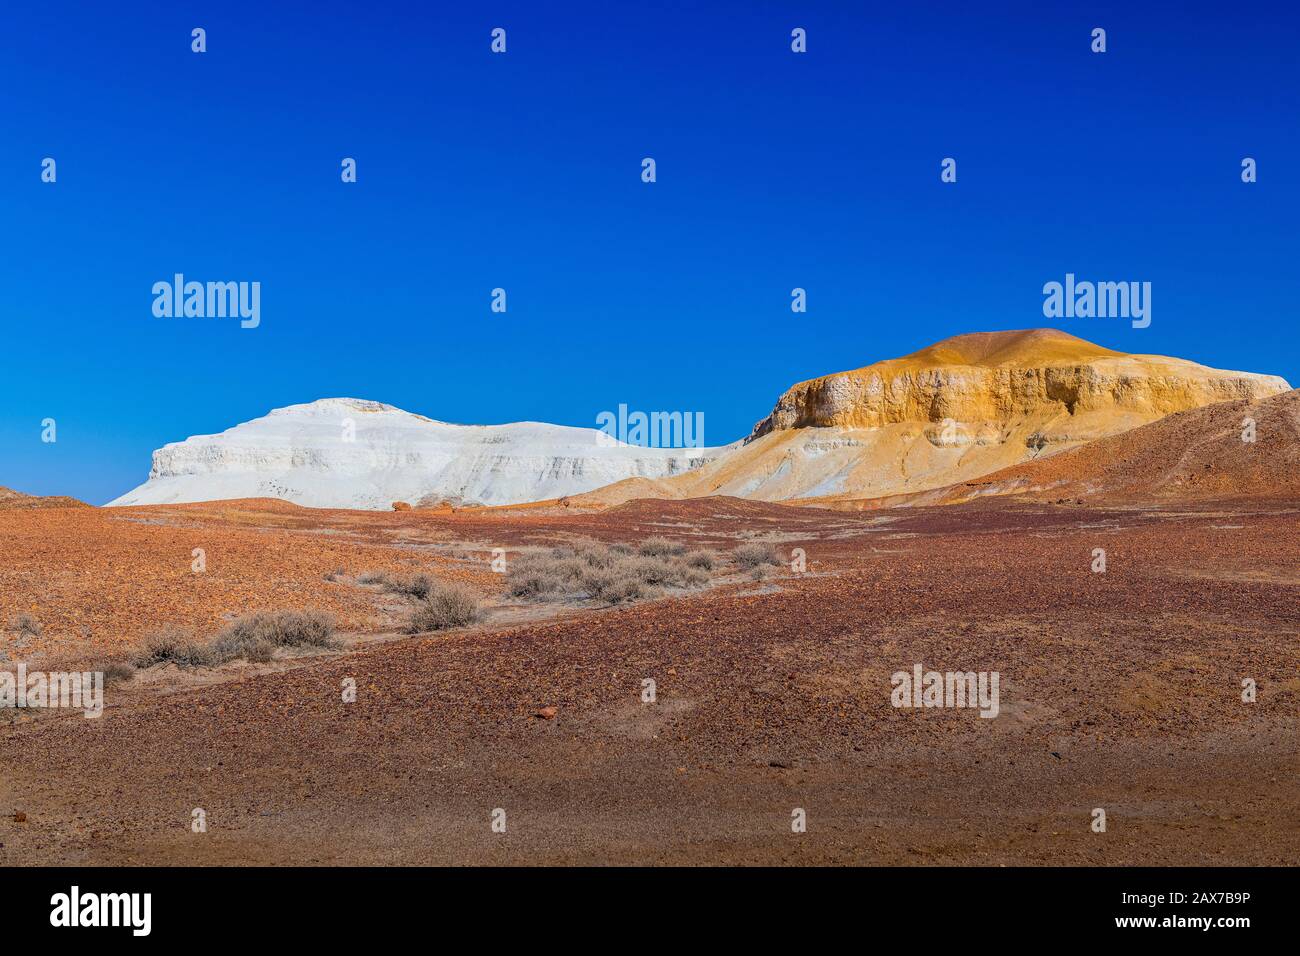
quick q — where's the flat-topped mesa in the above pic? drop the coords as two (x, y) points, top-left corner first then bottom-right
(112, 398), (722, 510)
(749, 329), (1291, 439)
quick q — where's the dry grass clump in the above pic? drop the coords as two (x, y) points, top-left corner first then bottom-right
(134, 626), (216, 668)
(363, 568), (483, 633)
(638, 536), (686, 557)
(587, 574), (647, 603)
(384, 573), (434, 600)
(733, 542), (782, 569)
(506, 539), (712, 605)
(359, 570), (453, 605)
(9, 613), (42, 639)
(684, 549), (715, 570)
(406, 582), (481, 633)
(134, 611), (338, 669)
(93, 660), (137, 686)
(218, 610), (337, 650)
(507, 565), (566, 599)
(208, 627), (275, 664)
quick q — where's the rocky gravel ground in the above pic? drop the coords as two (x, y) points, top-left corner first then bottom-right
(1, 496), (1296, 865)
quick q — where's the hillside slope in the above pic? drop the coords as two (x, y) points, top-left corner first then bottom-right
(0, 486), (89, 510)
(109, 398), (720, 510)
(915, 388), (1300, 505)
(572, 329), (1290, 507)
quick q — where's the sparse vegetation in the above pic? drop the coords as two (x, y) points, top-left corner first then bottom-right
(134, 627), (216, 668)
(733, 542), (781, 569)
(406, 583), (481, 633)
(506, 539), (712, 605)
(9, 612), (42, 639)
(638, 536), (686, 557)
(506, 565), (565, 599)
(684, 549), (716, 570)
(218, 610), (337, 650)
(383, 573), (434, 600)
(127, 535), (782, 670)
(134, 611), (338, 669)
(208, 628), (275, 664)
(588, 574), (647, 603)
(95, 660), (137, 686)
(363, 568), (482, 633)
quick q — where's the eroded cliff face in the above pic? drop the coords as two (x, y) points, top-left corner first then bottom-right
(750, 331), (1290, 439)
(565, 330), (1292, 509)
(113, 398), (720, 510)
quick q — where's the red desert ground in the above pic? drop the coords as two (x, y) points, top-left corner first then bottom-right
(2, 329), (1297, 865)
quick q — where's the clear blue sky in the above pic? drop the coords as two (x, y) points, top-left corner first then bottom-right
(2, 1), (1296, 504)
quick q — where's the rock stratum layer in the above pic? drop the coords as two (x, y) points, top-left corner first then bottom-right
(750, 329), (1285, 436)
(568, 329), (1291, 507)
(109, 399), (720, 510)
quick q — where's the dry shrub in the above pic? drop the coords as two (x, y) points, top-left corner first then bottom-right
(9, 613), (42, 639)
(217, 610), (337, 650)
(506, 567), (564, 599)
(135, 611), (337, 669)
(89, 659), (136, 686)
(679, 564), (710, 587)
(684, 550), (716, 570)
(133, 626), (215, 668)
(507, 540), (712, 605)
(407, 583), (481, 633)
(591, 575), (647, 603)
(570, 544), (617, 570)
(621, 555), (676, 586)
(733, 542), (781, 569)
(208, 629), (274, 664)
(638, 536), (686, 557)
(384, 573), (433, 600)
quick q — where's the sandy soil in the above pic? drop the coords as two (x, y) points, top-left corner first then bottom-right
(1, 496), (1296, 865)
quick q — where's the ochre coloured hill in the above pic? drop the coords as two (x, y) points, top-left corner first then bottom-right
(910, 388), (1300, 505)
(0, 486), (89, 510)
(570, 329), (1291, 508)
(749, 328), (1276, 435)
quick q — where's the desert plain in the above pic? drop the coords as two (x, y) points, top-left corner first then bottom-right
(1, 484), (1296, 865)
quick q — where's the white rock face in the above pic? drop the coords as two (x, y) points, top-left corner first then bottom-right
(108, 399), (720, 510)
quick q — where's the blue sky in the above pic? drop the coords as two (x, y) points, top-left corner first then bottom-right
(2, 1), (1297, 504)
